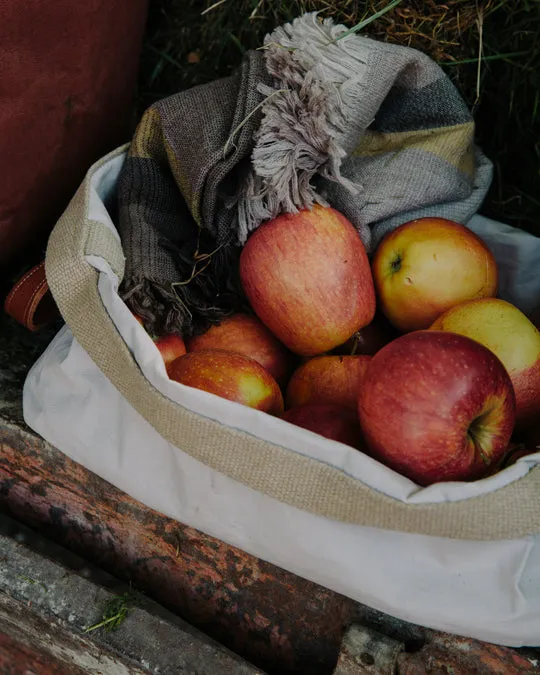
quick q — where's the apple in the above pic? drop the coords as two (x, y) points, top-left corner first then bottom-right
(430, 298), (540, 426)
(133, 313), (186, 367)
(168, 349), (283, 415)
(333, 312), (399, 356)
(372, 217), (498, 332)
(282, 403), (364, 450)
(286, 355), (371, 411)
(357, 331), (515, 486)
(239, 204), (376, 356)
(154, 334), (187, 368)
(186, 313), (294, 388)
(499, 443), (538, 469)
(523, 420), (540, 452)
(509, 419), (540, 458)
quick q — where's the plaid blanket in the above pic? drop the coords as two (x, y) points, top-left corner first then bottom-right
(117, 12), (492, 337)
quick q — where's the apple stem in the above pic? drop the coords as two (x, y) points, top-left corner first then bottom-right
(350, 333), (360, 356)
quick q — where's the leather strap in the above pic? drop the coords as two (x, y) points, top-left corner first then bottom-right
(4, 261), (59, 331)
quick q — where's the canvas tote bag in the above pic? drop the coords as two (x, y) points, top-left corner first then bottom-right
(23, 145), (540, 648)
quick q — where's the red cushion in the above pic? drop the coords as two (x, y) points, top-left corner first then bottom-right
(0, 0), (148, 264)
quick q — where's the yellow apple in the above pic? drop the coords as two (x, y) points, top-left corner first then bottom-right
(372, 217), (498, 332)
(430, 298), (540, 425)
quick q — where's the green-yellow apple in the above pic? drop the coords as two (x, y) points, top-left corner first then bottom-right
(281, 403), (364, 450)
(357, 331), (515, 486)
(168, 349), (283, 415)
(133, 313), (186, 367)
(239, 205), (376, 356)
(372, 217), (498, 332)
(186, 313), (294, 388)
(286, 355), (370, 410)
(430, 298), (540, 426)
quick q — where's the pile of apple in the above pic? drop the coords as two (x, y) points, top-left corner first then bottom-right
(140, 205), (540, 487)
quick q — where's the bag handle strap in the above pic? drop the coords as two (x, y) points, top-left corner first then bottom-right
(43, 146), (540, 542)
(4, 262), (59, 331)
(3, 223), (124, 332)
(3, 136), (126, 333)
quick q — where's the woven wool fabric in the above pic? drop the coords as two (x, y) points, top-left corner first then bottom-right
(117, 51), (270, 337)
(118, 12), (492, 338)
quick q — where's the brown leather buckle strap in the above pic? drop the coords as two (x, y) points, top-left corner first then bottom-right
(4, 261), (59, 331)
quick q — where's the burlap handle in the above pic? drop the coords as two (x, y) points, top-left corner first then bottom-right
(44, 147), (540, 541)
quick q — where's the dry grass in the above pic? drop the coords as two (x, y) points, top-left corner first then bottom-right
(137, 0), (540, 235)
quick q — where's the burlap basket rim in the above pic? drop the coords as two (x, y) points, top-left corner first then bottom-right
(43, 144), (540, 542)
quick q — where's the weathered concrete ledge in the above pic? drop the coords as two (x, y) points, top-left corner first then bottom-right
(0, 512), (263, 674)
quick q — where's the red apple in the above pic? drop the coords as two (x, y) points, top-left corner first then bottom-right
(133, 313), (186, 367)
(282, 403), (364, 450)
(430, 298), (540, 426)
(522, 420), (540, 453)
(286, 355), (371, 411)
(239, 204), (376, 356)
(168, 349), (283, 415)
(508, 420), (540, 464)
(333, 312), (399, 356)
(357, 331), (516, 486)
(155, 334), (187, 368)
(186, 313), (294, 388)
(499, 443), (538, 469)
(372, 217), (498, 332)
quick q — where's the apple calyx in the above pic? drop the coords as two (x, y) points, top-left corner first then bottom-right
(389, 253), (402, 274)
(467, 408), (496, 465)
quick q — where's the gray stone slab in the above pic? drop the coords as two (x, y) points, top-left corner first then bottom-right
(0, 513), (263, 674)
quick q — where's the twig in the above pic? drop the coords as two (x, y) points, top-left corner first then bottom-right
(441, 50), (529, 66)
(201, 0), (229, 16)
(172, 259), (213, 287)
(223, 88), (287, 157)
(475, 7), (484, 103)
(250, 0), (264, 20)
(170, 289), (194, 321)
(325, 0), (403, 45)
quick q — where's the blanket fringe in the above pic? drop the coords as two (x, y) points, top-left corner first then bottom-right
(122, 242), (246, 338)
(236, 12), (372, 244)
